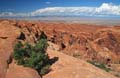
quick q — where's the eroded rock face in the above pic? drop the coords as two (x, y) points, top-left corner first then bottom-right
(92, 29), (120, 63)
(0, 21), (20, 78)
(12, 20), (120, 63)
(0, 20), (41, 78)
(6, 62), (41, 78)
(0, 20), (120, 78)
(94, 30), (120, 55)
(44, 48), (117, 78)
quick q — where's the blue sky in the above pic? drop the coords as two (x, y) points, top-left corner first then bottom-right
(0, 0), (120, 17)
(0, 0), (119, 12)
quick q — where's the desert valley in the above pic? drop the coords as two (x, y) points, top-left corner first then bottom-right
(0, 19), (120, 78)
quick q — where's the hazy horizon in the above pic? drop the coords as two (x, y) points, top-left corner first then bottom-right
(1, 16), (120, 26)
(0, 0), (120, 26)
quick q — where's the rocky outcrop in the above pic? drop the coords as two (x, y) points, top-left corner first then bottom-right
(11, 20), (120, 63)
(0, 20), (120, 78)
(92, 29), (120, 63)
(0, 20), (41, 78)
(6, 62), (41, 78)
(44, 48), (117, 78)
(0, 21), (20, 78)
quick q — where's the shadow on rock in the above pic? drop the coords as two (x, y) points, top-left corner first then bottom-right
(49, 57), (59, 65)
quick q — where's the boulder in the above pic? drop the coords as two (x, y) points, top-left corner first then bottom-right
(44, 48), (117, 78)
(6, 63), (41, 78)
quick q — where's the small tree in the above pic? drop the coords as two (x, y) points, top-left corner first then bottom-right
(14, 31), (51, 76)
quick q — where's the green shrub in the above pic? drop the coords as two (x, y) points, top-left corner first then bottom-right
(14, 31), (51, 76)
(87, 60), (111, 72)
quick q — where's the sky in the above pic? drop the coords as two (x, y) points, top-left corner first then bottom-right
(0, 0), (120, 17)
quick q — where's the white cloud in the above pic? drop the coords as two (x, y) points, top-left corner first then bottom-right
(31, 3), (120, 16)
(95, 3), (120, 15)
(0, 3), (120, 17)
(0, 12), (31, 17)
(31, 7), (95, 16)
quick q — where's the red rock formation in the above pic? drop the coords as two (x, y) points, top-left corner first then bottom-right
(0, 20), (119, 78)
(12, 20), (120, 63)
(0, 21), (20, 78)
(44, 47), (117, 78)
(6, 62), (40, 78)
(0, 20), (41, 78)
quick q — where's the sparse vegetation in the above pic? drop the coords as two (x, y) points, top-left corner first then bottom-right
(87, 60), (111, 72)
(14, 31), (51, 76)
(73, 53), (80, 58)
(114, 71), (120, 77)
